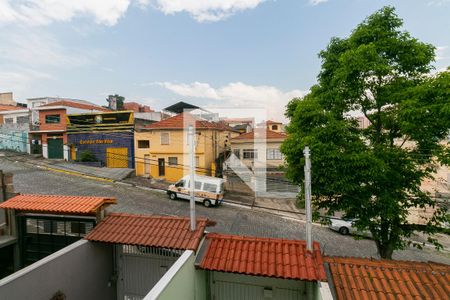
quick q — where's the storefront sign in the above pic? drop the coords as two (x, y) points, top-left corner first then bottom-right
(79, 139), (113, 145)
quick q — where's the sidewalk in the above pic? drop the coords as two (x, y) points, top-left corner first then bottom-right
(0, 151), (134, 181)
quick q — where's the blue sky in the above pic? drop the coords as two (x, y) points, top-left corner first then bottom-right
(1, 0), (449, 120)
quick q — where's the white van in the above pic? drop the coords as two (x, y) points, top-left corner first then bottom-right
(167, 175), (225, 207)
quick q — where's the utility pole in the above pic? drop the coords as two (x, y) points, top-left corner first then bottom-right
(304, 146), (312, 251)
(188, 125), (196, 231)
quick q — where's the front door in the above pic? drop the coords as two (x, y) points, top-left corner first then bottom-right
(158, 158), (165, 176)
(144, 155), (150, 176)
(47, 138), (64, 159)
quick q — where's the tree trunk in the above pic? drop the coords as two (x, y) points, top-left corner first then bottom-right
(377, 242), (394, 259)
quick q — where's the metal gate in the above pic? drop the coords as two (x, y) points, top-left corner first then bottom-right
(211, 272), (308, 300)
(117, 245), (181, 300)
(48, 138), (64, 159)
(106, 147), (128, 168)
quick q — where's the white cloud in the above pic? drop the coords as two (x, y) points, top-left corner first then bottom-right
(156, 81), (307, 121)
(0, 29), (95, 68)
(0, 0), (131, 26)
(428, 0), (450, 6)
(436, 46), (449, 61)
(0, 68), (52, 93)
(309, 0), (328, 5)
(0, 0), (266, 25)
(151, 0), (266, 22)
(0, 28), (107, 76)
(158, 82), (220, 99)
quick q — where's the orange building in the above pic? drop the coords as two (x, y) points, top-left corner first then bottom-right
(29, 100), (109, 159)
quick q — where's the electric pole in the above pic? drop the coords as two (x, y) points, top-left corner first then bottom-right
(188, 125), (196, 231)
(304, 146), (312, 251)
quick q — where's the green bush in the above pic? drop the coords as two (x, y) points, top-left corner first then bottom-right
(79, 150), (97, 162)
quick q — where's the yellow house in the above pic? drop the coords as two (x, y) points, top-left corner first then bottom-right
(135, 113), (239, 182)
(265, 120), (284, 133)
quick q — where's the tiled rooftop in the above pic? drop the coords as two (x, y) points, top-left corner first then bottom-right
(41, 100), (110, 112)
(85, 213), (210, 251)
(0, 104), (27, 111)
(325, 256), (450, 300)
(198, 233), (327, 281)
(0, 194), (116, 214)
(123, 102), (153, 112)
(232, 128), (287, 140)
(145, 112), (235, 131)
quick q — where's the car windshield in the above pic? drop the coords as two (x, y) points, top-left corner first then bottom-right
(175, 180), (184, 187)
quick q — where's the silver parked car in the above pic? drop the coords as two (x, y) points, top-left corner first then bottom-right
(328, 218), (371, 237)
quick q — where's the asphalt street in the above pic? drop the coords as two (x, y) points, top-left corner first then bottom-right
(1, 156), (449, 264)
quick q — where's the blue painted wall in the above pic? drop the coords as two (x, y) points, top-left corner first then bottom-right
(68, 132), (134, 168)
(0, 129), (28, 153)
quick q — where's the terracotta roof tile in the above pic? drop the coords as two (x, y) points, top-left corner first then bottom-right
(0, 105), (27, 111)
(85, 213), (209, 251)
(41, 100), (110, 112)
(0, 194), (116, 214)
(325, 257), (450, 300)
(232, 128), (287, 140)
(123, 102), (153, 112)
(198, 233), (327, 281)
(145, 112), (235, 131)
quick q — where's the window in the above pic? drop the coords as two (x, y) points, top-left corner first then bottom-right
(138, 140), (150, 149)
(4, 118), (13, 124)
(267, 148), (283, 160)
(45, 114), (60, 124)
(195, 156), (200, 167)
(243, 149), (257, 159)
(26, 219), (38, 234)
(175, 180), (185, 187)
(204, 183), (217, 193)
(161, 132), (170, 145)
(233, 149), (240, 158)
(188, 181), (202, 189)
(17, 116), (29, 124)
(272, 125), (278, 130)
(70, 222), (86, 236)
(168, 157), (178, 166)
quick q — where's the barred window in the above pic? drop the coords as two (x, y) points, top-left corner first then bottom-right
(160, 132), (170, 145)
(138, 140), (150, 148)
(243, 149), (257, 159)
(267, 148), (283, 160)
(168, 157), (178, 166)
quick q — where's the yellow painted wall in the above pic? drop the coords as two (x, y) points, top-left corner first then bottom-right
(134, 128), (232, 182)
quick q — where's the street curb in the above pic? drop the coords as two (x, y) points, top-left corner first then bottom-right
(43, 166), (114, 183)
(222, 202), (251, 210)
(12, 157), (115, 183)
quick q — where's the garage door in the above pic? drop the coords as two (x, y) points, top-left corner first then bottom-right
(48, 138), (64, 159)
(106, 147), (128, 168)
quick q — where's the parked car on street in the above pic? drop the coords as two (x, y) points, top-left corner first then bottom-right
(328, 217), (371, 237)
(167, 175), (225, 207)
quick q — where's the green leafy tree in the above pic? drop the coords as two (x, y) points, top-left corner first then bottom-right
(281, 7), (450, 259)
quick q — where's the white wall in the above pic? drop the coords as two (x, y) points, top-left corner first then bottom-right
(0, 240), (116, 300)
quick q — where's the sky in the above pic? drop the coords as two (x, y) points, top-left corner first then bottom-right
(1, 0), (449, 121)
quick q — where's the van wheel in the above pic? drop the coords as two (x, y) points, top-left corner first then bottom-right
(169, 193), (177, 200)
(203, 199), (211, 207)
